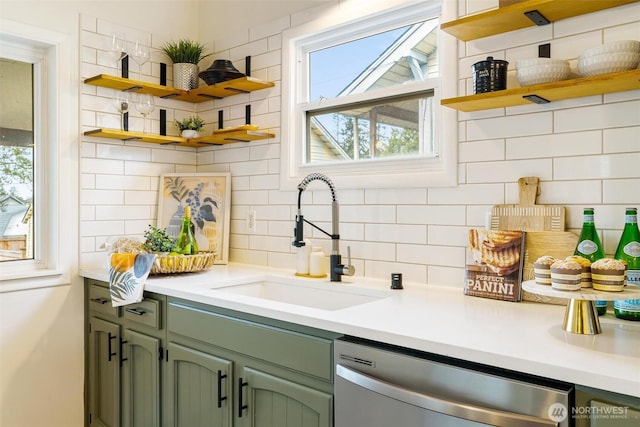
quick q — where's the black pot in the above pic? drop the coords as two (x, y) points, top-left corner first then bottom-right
(472, 56), (508, 94)
(199, 59), (245, 85)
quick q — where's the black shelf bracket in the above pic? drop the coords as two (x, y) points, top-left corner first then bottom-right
(524, 10), (551, 26)
(523, 94), (551, 104)
(538, 43), (551, 58)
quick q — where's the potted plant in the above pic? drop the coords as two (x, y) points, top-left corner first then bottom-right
(175, 115), (205, 138)
(161, 39), (212, 90)
(142, 225), (176, 253)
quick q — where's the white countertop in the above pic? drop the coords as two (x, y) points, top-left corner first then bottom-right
(80, 263), (640, 398)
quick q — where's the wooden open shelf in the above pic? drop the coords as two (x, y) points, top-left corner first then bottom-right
(84, 128), (275, 147)
(441, 69), (640, 112)
(441, 0), (638, 41)
(84, 74), (275, 103)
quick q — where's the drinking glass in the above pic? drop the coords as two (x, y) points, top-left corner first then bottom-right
(108, 33), (127, 76)
(130, 40), (150, 80)
(113, 91), (130, 131)
(135, 93), (155, 133)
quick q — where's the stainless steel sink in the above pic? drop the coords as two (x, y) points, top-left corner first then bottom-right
(212, 279), (390, 311)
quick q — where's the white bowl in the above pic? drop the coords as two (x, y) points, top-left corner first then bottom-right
(579, 40), (640, 59)
(577, 51), (640, 77)
(516, 59), (571, 86)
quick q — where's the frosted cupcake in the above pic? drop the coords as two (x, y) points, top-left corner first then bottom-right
(565, 255), (592, 288)
(550, 259), (582, 291)
(591, 258), (627, 291)
(533, 255), (556, 285)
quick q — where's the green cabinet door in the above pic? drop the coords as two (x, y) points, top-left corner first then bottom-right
(88, 317), (121, 427)
(121, 329), (161, 427)
(166, 342), (233, 427)
(239, 367), (333, 427)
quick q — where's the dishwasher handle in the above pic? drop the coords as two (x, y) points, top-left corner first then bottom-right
(336, 364), (558, 427)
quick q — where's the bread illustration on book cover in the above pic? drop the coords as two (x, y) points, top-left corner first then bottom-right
(464, 229), (526, 302)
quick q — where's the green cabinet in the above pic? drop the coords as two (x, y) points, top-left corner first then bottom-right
(85, 280), (340, 427)
(166, 298), (340, 427)
(239, 367), (333, 427)
(85, 280), (166, 427)
(166, 342), (233, 427)
(87, 317), (121, 427)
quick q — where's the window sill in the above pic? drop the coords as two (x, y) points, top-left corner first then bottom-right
(0, 268), (69, 293)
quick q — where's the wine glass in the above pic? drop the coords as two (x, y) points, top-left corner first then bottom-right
(130, 40), (150, 80)
(134, 93), (155, 133)
(108, 33), (127, 76)
(113, 91), (129, 131)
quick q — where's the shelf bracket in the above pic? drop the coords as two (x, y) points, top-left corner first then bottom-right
(524, 10), (550, 26)
(523, 94), (550, 104)
(123, 85), (143, 92)
(224, 87), (249, 94)
(197, 93), (222, 100)
(224, 138), (250, 143)
(197, 141), (223, 146)
(160, 93), (181, 99)
(121, 136), (141, 142)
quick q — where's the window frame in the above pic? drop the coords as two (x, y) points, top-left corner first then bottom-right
(280, 0), (458, 190)
(0, 19), (74, 290)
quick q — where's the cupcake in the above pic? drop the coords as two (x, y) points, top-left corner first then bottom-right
(591, 258), (627, 291)
(565, 255), (592, 288)
(550, 259), (582, 291)
(533, 255), (556, 285)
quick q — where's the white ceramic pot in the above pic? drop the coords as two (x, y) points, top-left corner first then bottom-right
(181, 129), (200, 138)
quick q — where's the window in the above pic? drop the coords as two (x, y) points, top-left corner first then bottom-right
(0, 19), (73, 287)
(281, 0), (458, 189)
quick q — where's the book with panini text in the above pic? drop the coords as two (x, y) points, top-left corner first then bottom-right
(464, 229), (526, 302)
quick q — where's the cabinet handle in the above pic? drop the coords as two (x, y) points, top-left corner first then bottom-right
(217, 370), (228, 408)
(107, 333), (117, 362)
(90, 297), (109, 305)
(119, 338), (128, 366)
(125, 307), (146, 316)
(238, 377), (248, 417)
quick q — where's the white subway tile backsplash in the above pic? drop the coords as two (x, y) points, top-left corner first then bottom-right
(79, 9), (640, 287)
(604, 127), (640, 153)
(555, 100), (640, 133)
(467, 112), (553, 140)
(603, 179), (640, 204)
(554, 153), (640, 180)
(506, 131), (601, 160)
(365, 224), (427, 244)
(468, 159), (552, 183)
(459, 139), (505, 163)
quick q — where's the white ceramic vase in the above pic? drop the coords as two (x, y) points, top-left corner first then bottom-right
(181, 129), (200, 138)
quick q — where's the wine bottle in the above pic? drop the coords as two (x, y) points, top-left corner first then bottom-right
(613, 208), (640, 321)
(574, 208), (607, 315)
(174, 206), (198, 255)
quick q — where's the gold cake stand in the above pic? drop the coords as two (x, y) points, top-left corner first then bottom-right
(522, 281), (640, 335)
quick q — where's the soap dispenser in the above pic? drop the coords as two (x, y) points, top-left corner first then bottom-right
(309, 247), (326, 277)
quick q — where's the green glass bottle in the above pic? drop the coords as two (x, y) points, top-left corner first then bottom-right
(174, 206), (198, 255)
(613, 208), (640, 321)
(574, 208), (607, 315)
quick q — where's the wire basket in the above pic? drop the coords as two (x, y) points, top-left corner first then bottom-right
(150, 251), (217, 274)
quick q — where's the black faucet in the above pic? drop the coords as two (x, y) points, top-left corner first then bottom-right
(292, 173), (355, 282)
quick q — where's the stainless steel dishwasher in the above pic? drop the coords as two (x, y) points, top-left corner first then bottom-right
(335, 337), (574, 427)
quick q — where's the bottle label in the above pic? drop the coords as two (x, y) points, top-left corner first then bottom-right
(623, 241), (640, 258)
(583, 214), (595, 223)
(577, 240), (598, 255)
(614, 299), (640, 313)
(625, 214), (638, 224)
(594, 300), (608, 308)
(626, 270), (640, 287)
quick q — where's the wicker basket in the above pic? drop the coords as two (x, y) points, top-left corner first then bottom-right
(150, 251), (216, 274)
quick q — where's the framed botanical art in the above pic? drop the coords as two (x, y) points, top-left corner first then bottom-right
(157, 173), (231, 264)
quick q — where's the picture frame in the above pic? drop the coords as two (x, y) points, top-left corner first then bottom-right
(157, 173), (231, 264)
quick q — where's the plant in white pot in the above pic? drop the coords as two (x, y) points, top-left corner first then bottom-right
(161, 39), (212, 90)
(175, 115), (205, 138)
